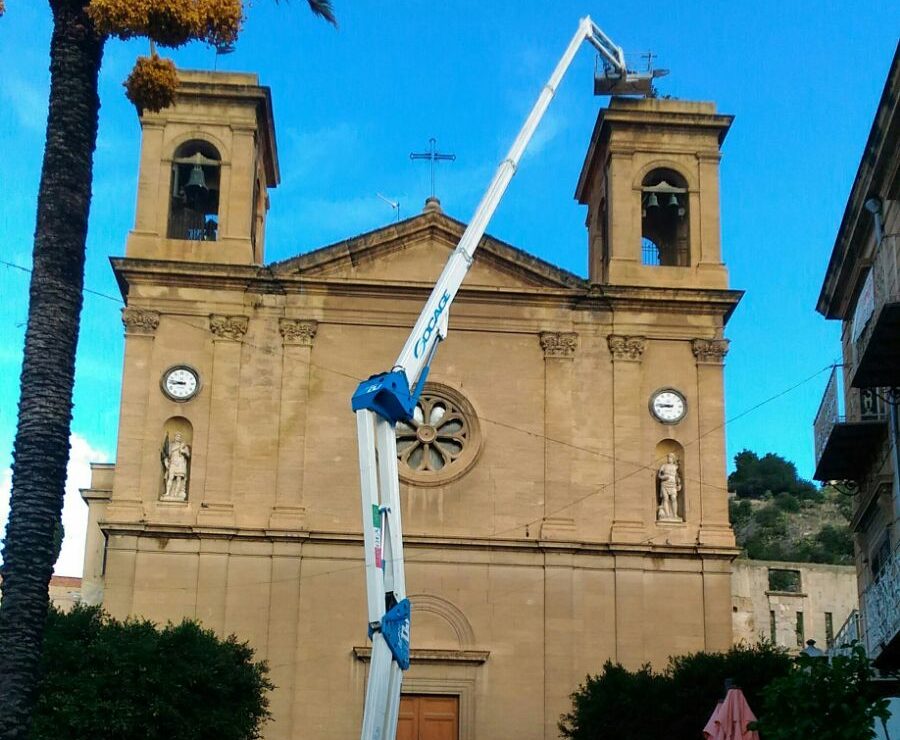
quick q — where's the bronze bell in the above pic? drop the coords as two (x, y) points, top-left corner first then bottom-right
(666, 193), (680, 208)
(183, 164), (208, 209)
(645, 192), (659, 209)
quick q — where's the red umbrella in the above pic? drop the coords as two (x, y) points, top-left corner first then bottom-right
(703, 687), (760, 740)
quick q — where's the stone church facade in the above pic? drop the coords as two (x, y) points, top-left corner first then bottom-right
(81, 70), (741, 739)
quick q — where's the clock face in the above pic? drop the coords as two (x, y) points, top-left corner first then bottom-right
(650, 389), (686, 424)
(162, 366), (200, 401)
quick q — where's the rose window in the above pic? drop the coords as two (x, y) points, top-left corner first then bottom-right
(395, 385), (481, 486)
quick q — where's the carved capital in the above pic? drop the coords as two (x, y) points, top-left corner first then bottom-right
(691, 338), (729, 364)
(209, 314), (248, 341)
(607, 334), (646, 361)
(280, 318), (318, 347)
(121, 307), (159, 335)
(539, 331), (578, 359)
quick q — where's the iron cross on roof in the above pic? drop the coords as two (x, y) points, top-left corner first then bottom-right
(410, 138), (456, 199)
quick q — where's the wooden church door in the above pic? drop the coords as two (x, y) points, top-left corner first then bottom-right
(396, 694), (459, 740)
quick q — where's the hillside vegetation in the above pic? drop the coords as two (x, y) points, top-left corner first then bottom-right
(727, 450), (853, 565)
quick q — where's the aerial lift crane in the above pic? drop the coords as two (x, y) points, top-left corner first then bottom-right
(350, 17), (665, 740)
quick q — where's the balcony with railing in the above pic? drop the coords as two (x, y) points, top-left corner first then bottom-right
(863, 543), (900, 667)
(852, 234), (900, 388)
(813, 366), (888, 482)
(828, 609), (862, 657)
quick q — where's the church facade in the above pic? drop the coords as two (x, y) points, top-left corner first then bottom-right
(81, 70), (741, 739)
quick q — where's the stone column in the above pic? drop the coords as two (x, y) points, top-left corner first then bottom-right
(198, 314), (248, 527)
(269, 319), (318, 530)
(538, 331), (578, 539)
(105, 308), (159, 523)
(608, 335), (647, 543)
(691, 338), (734, 547)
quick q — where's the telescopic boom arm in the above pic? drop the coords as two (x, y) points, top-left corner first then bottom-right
(350, 17), (660, 740)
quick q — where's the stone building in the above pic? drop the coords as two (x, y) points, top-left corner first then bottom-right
(0, 574), (82, 613)
(730, 560), (857, 653)
(813, 42), (900, 670)
(81, 70), (741, 739)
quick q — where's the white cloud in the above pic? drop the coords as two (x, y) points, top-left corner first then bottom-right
(0, 433), (108, 578)
(523, 110), (566, 159)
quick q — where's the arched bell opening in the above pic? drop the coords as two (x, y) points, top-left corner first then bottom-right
(167, 140), (221, 242)
(641, 168), (689, 266)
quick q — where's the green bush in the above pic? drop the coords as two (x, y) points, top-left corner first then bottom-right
(814, 524), (854, 564)
(30, 605), (273, 740)
(729, 498), (753, 525)
(559, 643), (792, 740)
(774, 492), (800, 513)
(754, 646), (889, 739)
(753, 504), (786, 531)
(745, 534), (789, 561)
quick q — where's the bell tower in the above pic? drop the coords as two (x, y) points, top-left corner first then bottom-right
(576, 98), (732, 288)
(126, 70), (279, 265)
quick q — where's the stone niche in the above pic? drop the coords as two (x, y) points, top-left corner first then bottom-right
(655, 438), (685, 522)
(159, 416), (193, 501)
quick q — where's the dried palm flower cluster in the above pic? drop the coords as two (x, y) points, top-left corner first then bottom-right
(124, 54), (179, 113)
(88, 0), (243, 113)
(88, 0), (242, 48)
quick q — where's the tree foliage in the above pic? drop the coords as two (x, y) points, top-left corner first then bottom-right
(30, 605), (273, 740)
(727, 450), (853, 565)
(728, 449), (820, 501)
(753, 646), (890, 740)
(559, 643), (793, 740)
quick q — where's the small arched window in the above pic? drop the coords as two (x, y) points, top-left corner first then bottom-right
(641, 169), (689, 266)
(168, 140), (221, 241)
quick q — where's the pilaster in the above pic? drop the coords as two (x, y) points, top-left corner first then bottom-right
(198, 314), (248, 527)
(106, 308), (159, 523)
(269, 319), (318, 530)
(608, 335), (648, 543)
(691, 338), (735, 547)
(613, 552), (646, 667)
(538, 331), (578, 540)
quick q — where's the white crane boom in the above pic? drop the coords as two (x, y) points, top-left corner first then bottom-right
(350, 17), (662, 740)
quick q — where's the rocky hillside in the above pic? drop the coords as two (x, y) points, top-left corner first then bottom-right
(728, 487), (854, 565)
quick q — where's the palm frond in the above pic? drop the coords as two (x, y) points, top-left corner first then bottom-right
(306, 0), (337, 26)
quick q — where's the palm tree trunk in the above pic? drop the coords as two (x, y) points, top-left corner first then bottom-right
(0, 1), (104, 736)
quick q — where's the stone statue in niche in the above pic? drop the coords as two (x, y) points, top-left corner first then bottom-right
(656, 453), (683, 522)
(161, 432), (191, 501)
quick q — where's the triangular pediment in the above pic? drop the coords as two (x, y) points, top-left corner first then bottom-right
(271, 209), (586, 291)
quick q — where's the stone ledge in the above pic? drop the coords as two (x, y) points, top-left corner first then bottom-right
(352, 647), (489, 666)
(97, 522), (741, 560)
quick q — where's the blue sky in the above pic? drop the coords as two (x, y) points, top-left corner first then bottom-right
(0, 2), (897, 574)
